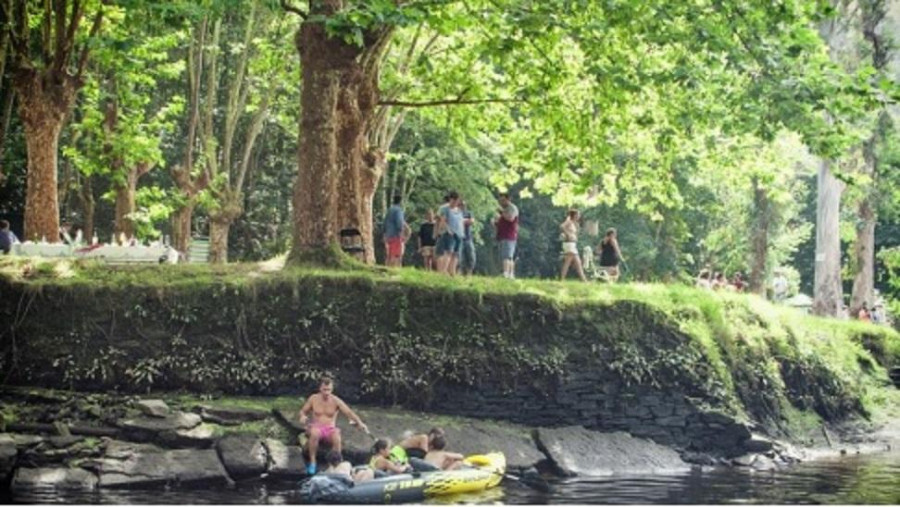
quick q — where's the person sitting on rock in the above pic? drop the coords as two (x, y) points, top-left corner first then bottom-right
(324, 450), (374, 482)
(298, 375), (369, 475)
(424, 434), (465, 470)
(369, 438), (413, 475)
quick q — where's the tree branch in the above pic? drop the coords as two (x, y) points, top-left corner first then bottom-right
(75, 2), (104, 80)
(378, 97), (520, 108)
(280, 0), (307, 19)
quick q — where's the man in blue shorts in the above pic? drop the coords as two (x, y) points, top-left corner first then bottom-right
(435, 191), (464, 276)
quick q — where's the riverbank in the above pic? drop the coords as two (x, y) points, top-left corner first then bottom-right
(1, 386), (897, 496)
(1, 257), (898, 488)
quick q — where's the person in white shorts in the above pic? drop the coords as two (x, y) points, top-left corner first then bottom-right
(559, 209), (587, 282)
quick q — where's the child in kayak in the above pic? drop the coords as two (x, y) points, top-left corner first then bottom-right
(370, 439), (414, 475)
(324, 450), (374, 482)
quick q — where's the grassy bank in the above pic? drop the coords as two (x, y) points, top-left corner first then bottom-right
(1, 256), (898, 443)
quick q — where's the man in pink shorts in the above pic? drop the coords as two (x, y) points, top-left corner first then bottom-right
(298, 375), (369, 475)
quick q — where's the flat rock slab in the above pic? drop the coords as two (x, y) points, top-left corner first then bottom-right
(156, 423), (218, 449)
(536, 427), (689, 476)
(97, 440), (230, 488)
(11, 467), (98, 491)
(197, 405), (269, 425)
(264, 439), (305, 478)
(216, 434), (268, 480)
(2, 433), (45, 448)
(136, 400), (170, 418)
(117, 412), (202, 442)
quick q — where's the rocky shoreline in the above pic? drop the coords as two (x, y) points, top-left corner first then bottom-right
(5, 387), (892, 497)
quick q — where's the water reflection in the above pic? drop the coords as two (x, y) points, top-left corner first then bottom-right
(5, 451), (899, 505)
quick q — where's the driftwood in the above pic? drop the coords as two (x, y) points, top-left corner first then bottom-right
(7, 422), (120, 438)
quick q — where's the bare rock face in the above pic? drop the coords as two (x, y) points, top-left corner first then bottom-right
(216, 434), (268, 480)
(135, 400), (170, 418)
(333, 408), (545, 470)
(263, 439), (305, 478)
(535, 426), (689, 476)
(96, 440), (231, 489)
(11, 467), (98, 491)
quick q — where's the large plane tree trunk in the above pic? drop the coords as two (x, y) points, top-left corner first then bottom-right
(288, 1), (390, 266)
(15, 73), (74, 242)
(171, 204), (193, 255)
(207, 194), (242, 264)
(850, 0), (889, 316)
(813, 159), (845, 317)
(113, 162), (151, 239)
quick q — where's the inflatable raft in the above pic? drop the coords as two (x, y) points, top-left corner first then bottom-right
(302, 453), (506, 504)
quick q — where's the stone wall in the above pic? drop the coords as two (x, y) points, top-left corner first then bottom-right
(0, 274), (889, 458)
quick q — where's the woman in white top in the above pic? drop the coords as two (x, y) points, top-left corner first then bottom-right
(559, 209), (587, 282)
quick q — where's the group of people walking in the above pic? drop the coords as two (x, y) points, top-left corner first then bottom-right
(383, 193), (624, 282)
(382, 192), (519, 278)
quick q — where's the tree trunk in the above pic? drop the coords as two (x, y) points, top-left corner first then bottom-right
(113, 172), (138, 239)
(172, 204), (193, 255)
(813, 159), (845, 317)
(21, 110), (65, 242)
(288, 3), (383, 266)
(14, 70), (76, 242)
(79, 174), (94, 243)
(207, 194), (242, 264)
(748, 177), (770, 295)
(0, 89), (15, 185)
(208, 217), (231, 264)
(849, 197), (875, 315)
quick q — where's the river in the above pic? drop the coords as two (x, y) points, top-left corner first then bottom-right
(5, 450), (899, 504)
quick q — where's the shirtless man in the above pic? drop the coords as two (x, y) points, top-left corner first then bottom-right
(298, 375), (369, 475)
(424, 434), (464, 470)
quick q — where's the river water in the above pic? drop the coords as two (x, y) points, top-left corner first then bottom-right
(6, 451), (899, 504)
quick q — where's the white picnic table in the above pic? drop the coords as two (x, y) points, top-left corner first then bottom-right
(11, 243), (74, 257)
(11, 242), (170, 264)
(75, 244), (169, 263)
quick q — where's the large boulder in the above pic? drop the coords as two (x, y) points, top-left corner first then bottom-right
(96, 440), (231, 488)
(135, 400), (170, 418)
(263, 439), (306, 478)
(11, 467), (98, 491)
(535, 427), (689, 476)
(216, 434), (268, 480)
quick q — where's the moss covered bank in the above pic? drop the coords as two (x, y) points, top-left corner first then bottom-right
(1, 257), (898, 458)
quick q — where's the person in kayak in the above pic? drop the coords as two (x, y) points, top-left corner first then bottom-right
(424, 433), (465, 470)
(298, 375), (369, 475)
(389, 426), (445, 464)
(370, 438), (414, 475)
(324, 450), (374, 482)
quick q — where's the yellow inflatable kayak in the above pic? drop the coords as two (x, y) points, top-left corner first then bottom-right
(303, 452), (506, 504)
